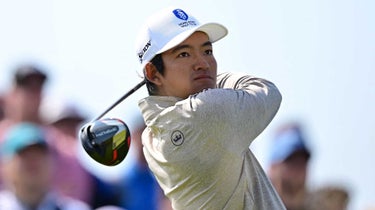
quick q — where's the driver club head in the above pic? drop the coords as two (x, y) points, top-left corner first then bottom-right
(80, 118), (131, 166)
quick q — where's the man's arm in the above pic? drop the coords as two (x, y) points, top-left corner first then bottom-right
(216, 72), (282, 141)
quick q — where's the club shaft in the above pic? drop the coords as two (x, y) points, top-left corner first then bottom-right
(94, 80), (146, 121)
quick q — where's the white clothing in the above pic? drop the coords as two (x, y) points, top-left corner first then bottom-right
(0, 190), (91, 210)
(138, 72), (286, 209)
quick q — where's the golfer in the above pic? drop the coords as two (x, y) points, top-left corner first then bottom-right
(135, 6), (286, 209)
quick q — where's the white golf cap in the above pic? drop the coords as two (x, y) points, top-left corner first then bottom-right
(135, 7), (228, 69)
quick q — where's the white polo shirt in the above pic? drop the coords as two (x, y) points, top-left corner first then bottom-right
(138, 72), (285, 210)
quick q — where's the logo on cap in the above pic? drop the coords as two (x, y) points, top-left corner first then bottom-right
(138, 40), (151, 63)
(173, 9), (197, 28)
(173, 9), (188, 20)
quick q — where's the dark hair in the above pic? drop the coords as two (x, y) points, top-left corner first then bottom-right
(14, 64), (47, 87)
(146, 54), (164, 95)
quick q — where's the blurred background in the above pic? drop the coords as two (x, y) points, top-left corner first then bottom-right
(0, 0), (373, 209)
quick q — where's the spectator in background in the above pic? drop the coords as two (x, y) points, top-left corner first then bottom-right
(41, 100), (94, 204)
(0, 63), (119, 208)
(0, 64), (48, 137)
(41, 99), (121, 208)
(305, 185), (350, 210)
(41, 100), (87, 137)
(0, 122), (90, 209)
(0, 64), (49, 189)
(267, 123), (312, 210)
(118, 117), (172, 210)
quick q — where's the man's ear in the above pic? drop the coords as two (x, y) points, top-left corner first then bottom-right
(144, 62), (162, 86)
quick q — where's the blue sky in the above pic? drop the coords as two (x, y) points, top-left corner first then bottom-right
(1, 0), (374, 209)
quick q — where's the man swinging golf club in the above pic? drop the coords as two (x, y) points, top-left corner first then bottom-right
(134, 6), (285, 210)
(80, 5), (285, 210)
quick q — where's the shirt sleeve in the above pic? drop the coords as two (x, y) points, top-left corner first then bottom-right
(184, 72), (282, 153)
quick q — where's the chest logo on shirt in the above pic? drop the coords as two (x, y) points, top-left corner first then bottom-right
(171, 130), (184, 146)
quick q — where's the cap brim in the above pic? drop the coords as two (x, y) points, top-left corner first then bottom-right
(157, 22), (228, 55)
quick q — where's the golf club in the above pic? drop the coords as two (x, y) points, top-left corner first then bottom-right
(80, 79), (146, 166)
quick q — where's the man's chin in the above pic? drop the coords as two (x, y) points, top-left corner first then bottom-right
(195, 86), (213, 94)
(197, 81), (216, 90)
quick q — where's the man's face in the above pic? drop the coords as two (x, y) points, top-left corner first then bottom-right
(269, 151), (310, 209)
(5, 145), (52, 193)
(158, 31), (218, 99)
(1, 144), (52, 206)
(12, 76), (44, 119)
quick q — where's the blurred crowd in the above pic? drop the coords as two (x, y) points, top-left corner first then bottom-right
(266, 122), (351, 210)
(0, 63), (171, 210)
(0, 63), (373, 210)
